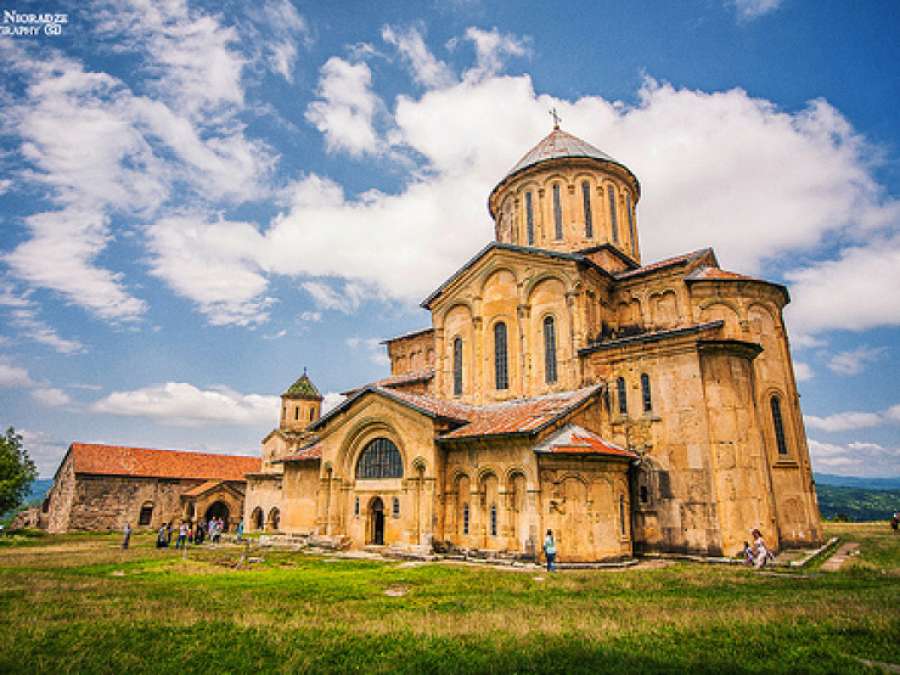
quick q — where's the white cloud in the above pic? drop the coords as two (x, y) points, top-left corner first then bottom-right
(457, 27), (529, 82)
(299, 310), (322, 322)
(785, 236), (900, 337)
(18, 428), (68, 477)
(146, 213), (274, 326)
(731, 0), (783, 20)
(263, 329), (288, 340)
(793, 361), (813, 382)
(301, 280), (370, 314)
(0, 284), (84, 354)
(383, 24), (455, 88)
(0, 358), (33, 388)
(261, 0), (309, 83)
(826, 346), (886, 376)
(322, 391), (346, 414)
(30, 387), (71, 407)
(91, 382), (280, 427)
(0, 179), (11, 195)
(346, 336), (390, 366)
(804, 402), (900, 432)
(809, 438), (900, 477)
(305, 57), (383, 156)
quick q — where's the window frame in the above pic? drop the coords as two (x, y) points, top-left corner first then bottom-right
(770, 395), (789, 455)
(494, 321), (509, 390)
(490, 504), (498, 536)
(641, 373), (652, 413)
(462, 503), (470, 535)
(453, 336), (463, 397)
(582, 181), (593, 238)
(616, 377), (627, 415)
(552, 183), (563, 240)
(392, 496), (400, 518)
(355, 437), (404, 479)
(525, 191), (534, 245)
(627, 193), (637, 255)
(608, 185), (619, 243)
(543, 315), (558, 384)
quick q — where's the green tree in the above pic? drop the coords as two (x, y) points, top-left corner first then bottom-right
(0, 427), (37, 515)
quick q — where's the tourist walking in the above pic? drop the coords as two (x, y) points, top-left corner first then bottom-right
(122, 522), (131, 550)
(175, 521), (188, 549)
(543, 529), (557, 572)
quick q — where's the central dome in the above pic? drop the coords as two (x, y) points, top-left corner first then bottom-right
(507, 128), (619, 178)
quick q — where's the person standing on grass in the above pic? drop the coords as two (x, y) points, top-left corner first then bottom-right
(156, 524), (167, 548)
(543, 529), (557, 572)
(236, 517), (244, 543)
(891, 512), (899, 534)
(175, 521), (188, 549)
(122, 522), (131, 550)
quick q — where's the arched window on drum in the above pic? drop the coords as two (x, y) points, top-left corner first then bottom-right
(543, 316), (557, 384)
(453, 337), (463, 397)
(356, 438), (403, 479)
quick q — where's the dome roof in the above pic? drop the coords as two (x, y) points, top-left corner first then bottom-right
(489, 128), (639, 210)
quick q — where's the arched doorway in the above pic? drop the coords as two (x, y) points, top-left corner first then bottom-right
(368, 497), (385, 545)
(268, 507), (281, 531)
(251, 507), (264, 531)
(204, 501), (230, 531)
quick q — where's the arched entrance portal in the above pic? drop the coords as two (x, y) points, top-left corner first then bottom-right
(368, 497), (385, 545)
(204, 501), (230, 531)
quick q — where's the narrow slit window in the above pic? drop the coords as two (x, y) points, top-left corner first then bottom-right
(525, 192), (534, 245)
(392, 497), (400, 518)
(627, 193), (637, 255)
(582, 181), (593, 238)
(354, 497), (360, 517)
(453, 337), (463, 396)
(608, 185), (619, 243)
(771, 396), (789, 455)
(494, 322), (509, 390)
(294, 407), (299, 420)
(309, 408), (315, 421)
(641, 373), (652, 413)
(619, 495), (626, 536)
(543, 316), (557, 384)
(552, 183), (563, 239)
(463, 503), (470, 535)
(490, 504), (498, 536)
(617, 377), (627, 415)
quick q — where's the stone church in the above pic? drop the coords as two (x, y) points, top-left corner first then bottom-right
(245, 124), (822, 562)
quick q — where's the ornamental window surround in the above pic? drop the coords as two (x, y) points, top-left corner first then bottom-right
(356, 438), (403, 479)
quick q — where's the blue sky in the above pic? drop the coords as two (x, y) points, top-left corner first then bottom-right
(1, 0), (898, 477)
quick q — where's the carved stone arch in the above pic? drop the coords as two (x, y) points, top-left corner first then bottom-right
(516, 177), (543, 195)
(698, 297), (742, 317)
(698, 299), (742, 335)
(438, 300), (474, 327)
(760, 385), (793, 455)
(477, 466), (500, 485)
(540, 171), (571, 189)
(747, 301), (781, 335)
(504, 465), (532, 488)
(478, 265), (520, 298)
(524, 272), (573, 302)
(554, 471), (590, 487)
(338, 416), (407, 478)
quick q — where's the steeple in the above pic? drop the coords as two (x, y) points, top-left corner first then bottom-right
(280, 370), (323, 431)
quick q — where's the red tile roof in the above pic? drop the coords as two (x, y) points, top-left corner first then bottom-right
(614, 248), (713, 280)
(439, 386), (603, 440)
(281, 440), (323, 463)
(686, 266), (755, 281)
(68, 443), (260, 481)
(535, 425), (637, 460)
(342, 368), (434, 396)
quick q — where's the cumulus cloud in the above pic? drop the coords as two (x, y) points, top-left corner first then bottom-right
(826, 346), (886, 376)
(805, 404), (899, 432)
(30, 387), (72, 407)
(808, 438), (900, 477)
(18, 428), (68, 477)
(0, 284), (83, 354)
(383, 24), (455, 88)
(91, 382), (280, 427)
(322, 391), (346, 414)
(260, 0), (310, 82)
(793, 361), (813, 382)
(301, 280), (371, 314)
(305, 57), (383, 156)
(456, 27), (529, 82)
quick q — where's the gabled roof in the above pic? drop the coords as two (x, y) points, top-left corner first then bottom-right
(341, 368), (434, 397)
(65, 443), (260, 481)
(421, 241), (610, 309)
(534, 424), (637, 460)
(685, 266), (789, 300)
(614, 248), (715, 281)
(181, 480), (245, 499)
(439, 385), (604, 441)
(283, 372), (323, 400)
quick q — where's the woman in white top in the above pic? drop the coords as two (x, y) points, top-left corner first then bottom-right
(751, 528), (769, 568)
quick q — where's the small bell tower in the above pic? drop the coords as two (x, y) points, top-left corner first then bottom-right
(280, 369), (323, 432)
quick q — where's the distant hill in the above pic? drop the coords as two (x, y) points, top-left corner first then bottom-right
(814, 473), (900, 490)
(26, 479), (53, 505)
(816, 484), (900, 522)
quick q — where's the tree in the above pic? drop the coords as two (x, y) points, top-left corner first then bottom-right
(0, 427), (37, 516)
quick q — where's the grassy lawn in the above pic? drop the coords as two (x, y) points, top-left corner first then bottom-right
(0, 524), (898, 673)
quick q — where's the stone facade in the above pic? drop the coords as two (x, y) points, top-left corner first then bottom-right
(246, 126), (822, 562)
(42, 443), (259, 533)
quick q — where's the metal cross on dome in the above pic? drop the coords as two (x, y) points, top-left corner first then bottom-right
(549, 107), (562, 129)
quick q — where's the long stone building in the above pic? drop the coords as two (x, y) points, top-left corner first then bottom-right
(42, 443), (259, 533)
(244, 125), (823, 561)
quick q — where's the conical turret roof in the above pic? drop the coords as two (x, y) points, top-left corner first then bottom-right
(505, 127), (619, 178)
(283, 372), (322, 400)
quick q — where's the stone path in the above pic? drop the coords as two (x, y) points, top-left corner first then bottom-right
(820, 542), (859, 572)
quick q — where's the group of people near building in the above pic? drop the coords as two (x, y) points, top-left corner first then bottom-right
(121, 517), (244, 550)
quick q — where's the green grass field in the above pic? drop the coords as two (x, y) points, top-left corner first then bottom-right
(0, 523), (898, 674)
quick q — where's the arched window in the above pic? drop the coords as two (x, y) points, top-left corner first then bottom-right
(269, 507), (280, 531)
(616, 377), (627, 415)
(641, 373), (652, 413)
(252, 507), (264, 530)
(294, 406), (299, 420)
(494, 322), (509, 390)
(619, 495), (626, 536)
(543, 316), (557, 384)
(462, 503), (470, 535)
(392, 497), (400, 518)
(770, 396), (789, 455)
(639, 485), (649, 504)
(309, 408), (315, 422)
(608, 185), (619, 243)
(138, 502), (153, 526)
(453, 337), (463, 397)
(552, 183), (563, 239)
(356, 438), (403, 479)
(627, 193), (637, 255)
(490, 504), (498, 536)
(525, 192), (534, 245)
(582, 181), (593, 238)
